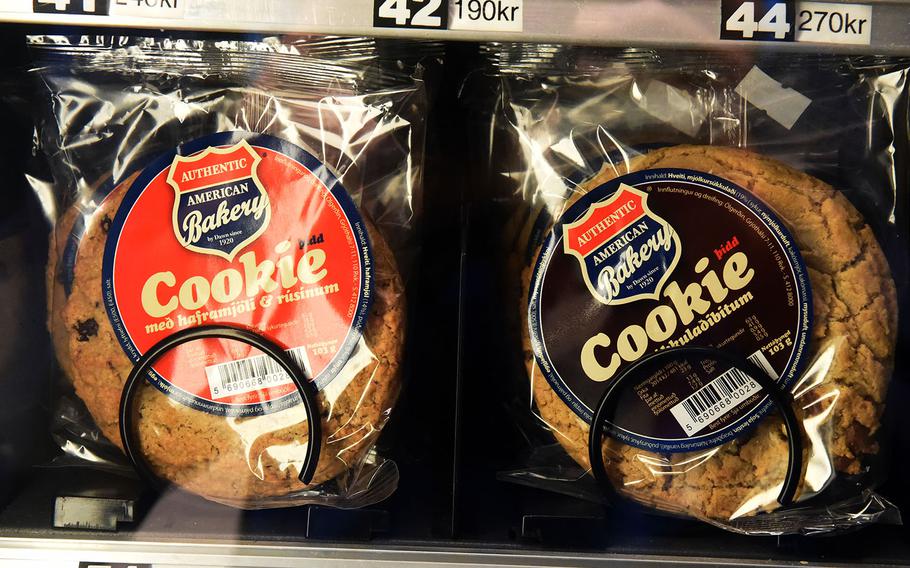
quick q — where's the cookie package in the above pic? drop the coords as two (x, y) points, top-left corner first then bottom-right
(28, 35), (432, 509)
(481, 46), (909, 535)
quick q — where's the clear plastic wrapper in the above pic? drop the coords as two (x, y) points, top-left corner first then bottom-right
(29, 34), (431, 509)
(483, 44), (908, 535)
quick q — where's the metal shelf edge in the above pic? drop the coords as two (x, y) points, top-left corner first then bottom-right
(0, 536), (879, 568)
(0, 0), (908, 53)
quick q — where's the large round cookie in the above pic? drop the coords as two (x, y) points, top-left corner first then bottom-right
(522, 145), (897, 520)
(57, 175), (406, 505)
(47, 204), (80, 382)
(47, 174), (114, 383)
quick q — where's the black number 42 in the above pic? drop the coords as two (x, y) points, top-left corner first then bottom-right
(721, 1), (795, 41)
(374, 0), (448, 29)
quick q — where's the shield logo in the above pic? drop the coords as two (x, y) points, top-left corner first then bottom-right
(563, 184), (682, 305)
(167, 140), (271, 261)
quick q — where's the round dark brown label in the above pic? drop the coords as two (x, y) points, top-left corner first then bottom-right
(527, 169), (812, 452)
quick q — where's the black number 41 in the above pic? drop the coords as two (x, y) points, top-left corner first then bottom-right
(721, 0), (795, 41)
(33, 0), (107, 13)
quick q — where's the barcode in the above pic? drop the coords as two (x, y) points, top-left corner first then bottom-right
(204, 346), (311, 400)
(669, 349), (773, 436)
(747, 349), (778, 380)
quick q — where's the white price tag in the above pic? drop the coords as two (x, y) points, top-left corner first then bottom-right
(109, 0), (183, 18)
(795, 2), (871, 45)
(2, 0), (32, 14)
(449, 0), (522, 32)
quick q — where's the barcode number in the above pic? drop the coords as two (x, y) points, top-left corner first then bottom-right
(669, 350), (775, 436)
(205, 346), (310, 400)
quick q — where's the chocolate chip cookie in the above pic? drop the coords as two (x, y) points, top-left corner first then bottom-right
(522, 145), (897, 520)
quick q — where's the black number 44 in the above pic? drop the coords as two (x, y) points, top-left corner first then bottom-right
(374, 0), (448, 29)
(721, 0), (795, 41)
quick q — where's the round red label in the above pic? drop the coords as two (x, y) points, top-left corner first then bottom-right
(102, 132), (372, 416)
